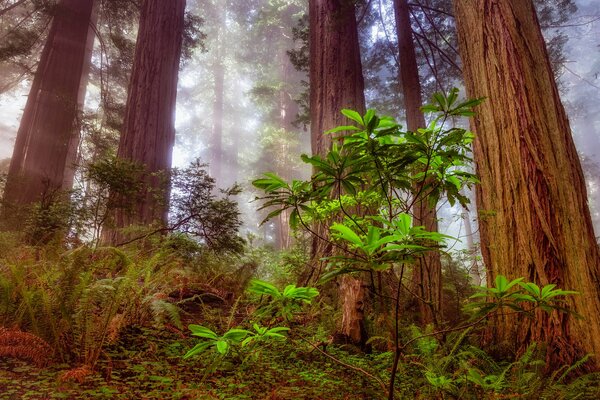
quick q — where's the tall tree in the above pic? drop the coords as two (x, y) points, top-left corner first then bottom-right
(455, 0), (600, 368)
(209, 2), (226, 185)
(393, 0), (443, 326)
(310, 0), (367, 347)
(1, 0), (96, 223)
(103, 0), (185, 243)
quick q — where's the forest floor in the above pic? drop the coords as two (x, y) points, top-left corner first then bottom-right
(0, 325), (400, 400)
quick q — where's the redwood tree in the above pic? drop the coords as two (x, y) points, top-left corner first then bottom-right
(103, 0), (185, 244)
(393, 0), (443, 326)
(2, 0), (95, 223)
(455, 0), (600, 368)
(309, 0), (367, 346)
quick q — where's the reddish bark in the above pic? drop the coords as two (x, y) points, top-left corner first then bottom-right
(393, 0), (442, 326)
(455, 0), (600, 368)
(309, 0), (367, 347)
(2, 0), (95, 223)
(103, 0), (185, 244)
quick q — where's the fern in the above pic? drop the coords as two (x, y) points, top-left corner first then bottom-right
(0, 327), (53, 366)
(148, 298), (183, 330)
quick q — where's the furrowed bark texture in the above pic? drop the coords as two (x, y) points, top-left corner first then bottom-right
(394, 0), (442, 326)
(104, 0), (185, 244)
(309, 0), (367, 347)
(2, 0), (95, 222)
(309, 0), (366, 154)
(455, 0), (600, 368)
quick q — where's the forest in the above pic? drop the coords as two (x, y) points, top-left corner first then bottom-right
(0, 0), (599, 399)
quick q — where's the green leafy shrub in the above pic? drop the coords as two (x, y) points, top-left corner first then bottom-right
(247, 279), (319, 322)
(184, 323), (289, 359)
(170, 159), (244, 254)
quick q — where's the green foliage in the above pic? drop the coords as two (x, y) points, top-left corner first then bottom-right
(247, 279), (319, 321)
(184, 323), (289, 360)
(466, 275), (578, 318)
(170, 159), (244, 254)
(254, 90), (482, 289)
(82, 156), (145, 243)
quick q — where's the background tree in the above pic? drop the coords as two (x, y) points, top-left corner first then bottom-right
(393, 0), (443, 326)
(1, 0), (96, 227)
(455, 0), (600, 368)
(102, 0), (186, 244)
(309, 0), (368, 347)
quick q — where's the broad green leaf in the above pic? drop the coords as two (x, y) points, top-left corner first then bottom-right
(540, 284), (557, 298)
(518, 282), (541, 297)
(395, 214), (412, 236)
(341, 109), (364, 125)
(325, 125), (361, 134)
(215, 340), (228, 355)
(494, 275), (508, 292)
(183, 341), (212, 359)
(188, 324), (218, 339)
(330, 223), (363, 247)
(248, 279), (281, 297)
(223, 329), (252, 342)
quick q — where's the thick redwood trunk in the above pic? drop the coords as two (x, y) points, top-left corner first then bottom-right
(394, 0), (442, 326)
(309, 0), (367, 347)
(455, 0), (600, 368)
(103, 0), (185, 244)
(309, 0), (366, 154)
(2, 0), (95, 224)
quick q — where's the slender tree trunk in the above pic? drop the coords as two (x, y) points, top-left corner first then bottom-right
(209, 3), (227, 185)
(309, 0), (367, 347)
(455, 0), (600, 369)
(2, 0), (95, 225)
(275, 47), (299, 250)
(394, 0), (442, 327)
(102, 0), (185, 244)
(461, 204), (482, 285)
(64, 1), (99, 189)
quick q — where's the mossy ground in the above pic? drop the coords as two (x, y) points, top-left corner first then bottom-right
(0, 326), (403, 400)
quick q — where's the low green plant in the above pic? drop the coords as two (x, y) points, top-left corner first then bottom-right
(183, 323), (289, 360)
(247, 279), (319, 322)
(466, 275), (578, 319)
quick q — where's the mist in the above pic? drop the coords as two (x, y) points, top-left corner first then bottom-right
(0, 0), (598, 241)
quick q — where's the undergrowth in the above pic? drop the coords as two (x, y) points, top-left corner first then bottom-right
(1, 235), (599, 399)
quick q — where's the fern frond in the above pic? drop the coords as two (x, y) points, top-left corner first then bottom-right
(149, 298), (183, 330)
(0, 327), (53, 366)
(58, 365), (92, 383)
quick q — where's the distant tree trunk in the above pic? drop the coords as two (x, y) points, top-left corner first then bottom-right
(455, 0), (600, 369)
(461, 204), (482, 285)
(64, 1), (99, 189)
(102, 0), (185, 244)
(275, 47), (299, 250)
(393, 0), (442, 327)
(209, 4), (226, 185)
(309, 0), (367, 347)
(2, 0), (95, 225)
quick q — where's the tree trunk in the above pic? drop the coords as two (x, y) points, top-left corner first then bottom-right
(103, 0), (185, 244)
(394, 0), (442, 327)
(275, 47), (299, 250)
(2, 0), (95, 225)
(309, 0), (367, 347)
(461, 203), (482, 286)
(209, 8), (225, 185)
(455, 0), (600, 369)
